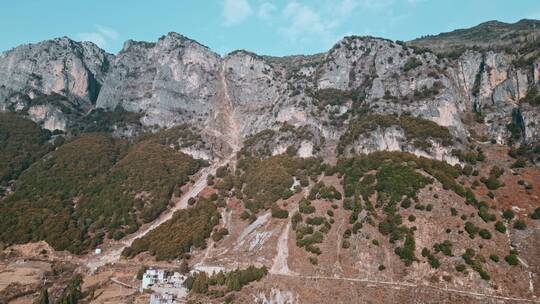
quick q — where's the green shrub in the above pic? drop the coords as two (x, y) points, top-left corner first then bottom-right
(291, 212), (302, 229)
(519, 87), (540, 106)
(530, 207), (540, 220)
(479, 229), (492, 240)
(271, 205), (289, 219)
(503, 209), (515, 220)
(306, 217), (325, 226)
(309, 182), (342, 201)
(403, 57), (423, 71)
(513, 220), (526, 230)
(495, 221), (506, 233)
(478, 207), (496, 222)
(57, 275), (83, 304)
(299, 198), (316, 214)
(401, 199), (412, 209)
(505, 254), (519, 266)
(464, 222), (478, 238)
(433, 240), (453, 256)
(462, 248), (490, 280)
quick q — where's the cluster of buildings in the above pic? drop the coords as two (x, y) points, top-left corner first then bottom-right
(149, 292), (177, 304)
(141, 268), (189, 304)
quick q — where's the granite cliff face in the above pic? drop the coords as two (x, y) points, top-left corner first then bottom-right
(0, 37), (113, 131)
(1, 21), (539, 161)
(96, 33), (221, 128)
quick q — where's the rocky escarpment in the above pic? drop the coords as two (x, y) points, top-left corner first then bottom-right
(0, 37), (112, 131)
(1, 20), (539, 161)
(96, 33), (222, 128)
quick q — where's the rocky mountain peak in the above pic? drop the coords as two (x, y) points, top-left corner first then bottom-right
(0, 36), (113, 131)
(0, 19), (539, 154)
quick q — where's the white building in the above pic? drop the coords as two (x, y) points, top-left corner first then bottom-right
(141, 269), (169, 291)
(141, 268), (190, 304)
(150, 292), (176, 304)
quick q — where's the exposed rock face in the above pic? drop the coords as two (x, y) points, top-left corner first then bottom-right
(1, 22), (540, 159)
(0, 37), (113, 130)
(27, 104), (67, 131)
(347, 126), (459, 165)
(96, 33), (222, 128)
(0, 37), (112, 108)
(223, 51), (284, 136)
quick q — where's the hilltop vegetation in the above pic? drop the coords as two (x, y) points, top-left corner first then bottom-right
(0, 132), (207, 254)
(337, 114), (454, 154)
(409, 19), (540, 55)
(332, 151), (531, 280)
(73, 106), (142, 134)
(239, 123), (323, 159)
(123, 199), (219, 260)
(237, 154), (324, 213)
(0, 113), (53, 185)
(186, 265), (268, 299)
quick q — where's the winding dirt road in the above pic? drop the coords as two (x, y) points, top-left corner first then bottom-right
(86, 158), (228, 272)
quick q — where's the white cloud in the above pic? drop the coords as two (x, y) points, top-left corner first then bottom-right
(258, 2), (277, 20)
(280, 0), (359, 48)
(281, 2), (329, 43)
(77, 25), (119, 48)
(223, 0), (253, 26)
(337, 0), (360, 16)
(359, 0), (395, 11)
(407, 0), (430, 5)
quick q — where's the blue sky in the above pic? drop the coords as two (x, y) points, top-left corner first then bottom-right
(1, 0), (540, 56)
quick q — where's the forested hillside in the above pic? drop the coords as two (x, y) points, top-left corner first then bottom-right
(0, 124), (208, 253)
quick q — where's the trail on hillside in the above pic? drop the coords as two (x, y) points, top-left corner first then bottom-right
(270, 221), (295, 276)
(86, 158), (228, 272)
(271, 273), (540, 303)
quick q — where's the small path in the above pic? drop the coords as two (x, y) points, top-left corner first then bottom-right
(271, 273), (540, 303)
(86, 157), (230, 272)
(334, 219), (345, 275)
(270, 221), (295, 276)
(110, 277), (137, 289)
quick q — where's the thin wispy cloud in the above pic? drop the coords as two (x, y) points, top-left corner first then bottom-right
(281, 2), (329, 42)
(279, 0), (360, 48)
(77, 25), (119, 48)
(359, 0), (395, 11)
(222, 0), (253, 26)
(407, 0), (430, 6)
(258, 2), (277, 20)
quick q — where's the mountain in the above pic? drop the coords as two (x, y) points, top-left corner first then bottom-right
(409, 19), (540, 54)
(0, 20), (539, 304)
(0, 37), (113, 132)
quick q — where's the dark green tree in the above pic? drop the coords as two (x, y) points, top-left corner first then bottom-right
(35, 288), (49, 304)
